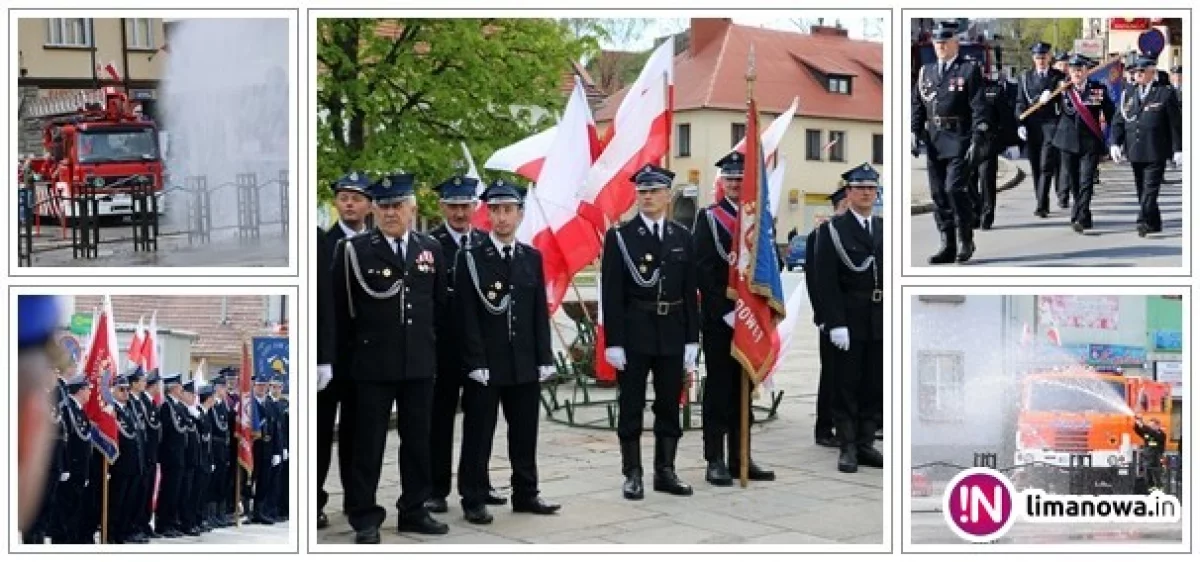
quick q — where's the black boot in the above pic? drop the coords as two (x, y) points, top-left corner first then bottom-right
(956, 226), (975, 263)
(838, 443), (859, 473)
(620, 440), (644, 500)
(928, 230), (957, 264)
(704, 436), (732, 486)
(652, 437), (693, 496)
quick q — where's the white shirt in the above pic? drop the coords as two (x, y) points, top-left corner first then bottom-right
(851, 209), (873, 234)
(384, 233), (408, 259)
(339, 220), (365, 239)
(490, 232), (515, 258)
(640, 213), (664, 239)
(445, 223), (471, 247)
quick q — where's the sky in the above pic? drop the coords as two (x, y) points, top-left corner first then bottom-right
(606, 16), (883, 51)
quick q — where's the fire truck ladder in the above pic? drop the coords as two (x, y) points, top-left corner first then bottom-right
(20, 89), (110, 121)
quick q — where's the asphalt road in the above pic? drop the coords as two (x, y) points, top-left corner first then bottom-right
(909, 163), (1184, 268)
(18, 224), (289, 267)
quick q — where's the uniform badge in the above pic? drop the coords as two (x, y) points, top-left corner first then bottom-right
(382, 177), (391, 187)
(639, 265), (648, 274)
(487, 291), (497, 300)
(383, 268), (392, 278)
(349, 172), (359, 181)
(644, 253), (653, 261)
(494, 281), (503, 290)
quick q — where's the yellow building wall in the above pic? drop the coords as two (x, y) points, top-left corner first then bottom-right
(17, 18), (164, 81)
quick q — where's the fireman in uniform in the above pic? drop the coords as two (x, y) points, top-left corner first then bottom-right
(969, 63), (1019, 229)
(317, 171), (371, 529)
(17, 295), (67, 542)
(54, 375), (94, 543)
(1016, 42), (1068, 217)
(156, 373), (189, 537)
(1052, 54), (1116, 233)
(250, 372), (280, 525)
(911, 20), (989, 264)
(207, 373), (233, 527)
(110, 375), (146, 543)
(1133, 415), (1167, 492)
(426, 175), (502, 514)
(269, 375), (290, 521)
(693, 151), (776, 486)
(332, 173), (450, 543)
(601, 164), (699, 501)
(179, 379), (203, 535)
(806, 186), (849, 449)
(132, 370), (162, 538)
(457, 179), (561, 524)
(1110, 54), (1183, 237)
(813, 164), (885, 474)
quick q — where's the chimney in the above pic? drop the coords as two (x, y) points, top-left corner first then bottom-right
(811, 25), (849, 38)
(690, 18), (731, 57)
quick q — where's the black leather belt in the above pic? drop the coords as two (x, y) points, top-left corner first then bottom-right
(632, 299), (684, 316)
(851, 289), (884, 303)
(932, 116), (961, 129)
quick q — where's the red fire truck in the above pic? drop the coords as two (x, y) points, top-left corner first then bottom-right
(19, 86), (164, 221)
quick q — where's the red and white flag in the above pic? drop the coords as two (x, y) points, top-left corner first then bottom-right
(82, 296), (121, 462)
(592, 273), (615, 383)
(579, 37), (675, 230)
(714, 96), (798, 202)
(484, 126), (558, 185)
(128, 314), (146, 367)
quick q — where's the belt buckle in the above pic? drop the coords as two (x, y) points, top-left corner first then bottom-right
(872, 289), (883, 303)
(656, 302), (670, 316)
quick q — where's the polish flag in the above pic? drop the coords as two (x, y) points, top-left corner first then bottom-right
(714, 96), (798, 202)
(579, 37), (675, 230)
(128, 314), (146, 367)
(592, 273), (615, 383)
(761, 283), (809, 392)
(461, 142), (492, 231)
(517, 76), (602, 313)
(484, 126), (557, 184)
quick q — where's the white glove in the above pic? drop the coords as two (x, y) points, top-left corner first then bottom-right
(211, 464), (216, 471)
(604, 347), (627, 371)
(283, 449), (289, 461)
(684, 343), (700, 370)
(1038, 90), (1051, 104)
(316, 364), (333, 391)
(538, 365), (556, 382)
(60, 472), (70, 482)
(723, 312), (735, 328)
(829, 327), (850, 351)
(1017, 126), (1027, 141)
(1109, 145), (1123, 163)
(271, 455), (281, 467)
(1004, 147), (1020, 160)
(468, 369), (489, 386)
(1173, 152), (1183, 168)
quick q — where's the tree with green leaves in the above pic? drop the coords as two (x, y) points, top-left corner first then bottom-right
(998, 19), (1084, 72)
(316, 19), (598, 217)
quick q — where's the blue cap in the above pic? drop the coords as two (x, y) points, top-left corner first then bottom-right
(254, 372), (272, 384)
(270, 374), (285, 386)
(1054, 51), (1070, 63)
(18, 295), (63, 349)
(126, 366), (145, 383)
(65, 374), (90, 393)
(932, 21), (960, 42)
(842, 163), (880, 187)
(114, 375), (130, 388)
(218, 366), (236, 377)
(436, 175), (479, 203)
(1068, 54), (1091, 68)
(1133, 54), (1159, 70)
(182, 380), (196, 393)
(331, 171), (373, 198)
(199, 384), (215, 400)
(212, 375), (227, 387)
(480, 179), (525, 206)
(631, 164), (675, 191)
(715, 151), (744, 178)
(828, 186), (848, 207)
(1030, 42), (1052, 55)
(146, 370), (161, 384)
(370, 173), (416, 205)
(162, 372), (182, 386)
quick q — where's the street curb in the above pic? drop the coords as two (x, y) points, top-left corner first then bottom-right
(910, 158), (1027, 215)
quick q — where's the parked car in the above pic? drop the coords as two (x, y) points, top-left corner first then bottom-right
(785, 236), (806, 271)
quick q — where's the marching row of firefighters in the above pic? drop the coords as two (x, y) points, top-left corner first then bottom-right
(316, 154), (885, 543)
(913, 20), (1183, 264)
(19, 348), (290, 544)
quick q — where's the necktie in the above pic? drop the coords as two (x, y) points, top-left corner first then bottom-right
(1141, 86), (1149, 101)
(503, 246), (512, 262)
(396, 238), (405, 260)
(940, 62), (947, 77)
(652, 223), (660, 240)
(863, 219), (871, 235)
(459, 235), (468, 249)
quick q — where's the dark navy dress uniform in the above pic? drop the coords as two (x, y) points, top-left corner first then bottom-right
(1052, 54), (1116, 232)
(53, 376), (94, 544)
(970, 69), (1020, 229)
(911, 21), (990, 264)
(456, 180), (560, 523)
(600, 164), (698, 500)
(332, 173), (449, 541)
(250, 375), (281, 525)
(154, 374), (188, 537)
(317, 171), (371, 524)
(206, 375), (233, 527)
(268, 379), (289, 521)
(693, 151), (775, 486)
(426, 175), (495, 513)
(1111, 56), (1183, 236)
(813, 164), (885, 474)
(805, 187), (848, 447)
(133, 372), (162, 538)
(23, 385), (68, 544)
(1015, 42), (1069, 215)
(179, 380), (202, 535)
(110, 376), (146, 543)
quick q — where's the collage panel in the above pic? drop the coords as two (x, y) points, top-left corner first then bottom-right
(902, 287), (1190, 552)
(11, 286), (299, 552)
(311, 11), (889, 550)
(901, 11), (1188, 275)
(11, 10), (299, 275)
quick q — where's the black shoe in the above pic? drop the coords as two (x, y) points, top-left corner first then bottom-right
(730, 460), (776, 481)
(512, 497), (561, 515)
(1059, 201), (1070, 209)
(463, 504), (493, 525)
(928, 231), (957, 265)
(838, 447), (859, 473)
(652, 436), (693, 495)
(1034, 209), (1049, 218)
(317, 511), (329, 529)
(424, 497), (449, 513)
(251, 515), (275, 525)
(815, 432), (839, 448)
(398, 513), (450, 535)
(857, 445), (884, 468)
(956, 228), (975, 263)
(1072, 221), (1084, 233)
(875, 429), (884, 441)
(183, 527), (201, 537)
(1137, 224), (1149, 237)
(623, 468), (645, 500)
(705, 460), (733, 486)
(620, 440), (644, 500)
(485, 490), (508, 506)
(355, 527), (381, 544)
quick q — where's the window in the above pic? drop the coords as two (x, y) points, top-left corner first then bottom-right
(730, 122), (746, 148)
(828, 76), (851, 94)
(829, 131), (846, 162)
(264, 296), (289, 327)
(872, 134), (884, 165)
(126, 18), (155, 49)
(45, 18), (92, 47)
(676, 123), (691, 157)
(917, 351), (966, 423)
(805, 129), (822, 161)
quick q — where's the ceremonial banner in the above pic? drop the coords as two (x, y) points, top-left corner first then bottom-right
(237, 340), (256, 473)
(252, 336), (290, 393)
(82, 296), (121, 461)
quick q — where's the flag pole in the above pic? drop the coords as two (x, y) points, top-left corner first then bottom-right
(102, 460), (110, 543)
(739, 44), (759, 490)
(235, 464), (243, 527)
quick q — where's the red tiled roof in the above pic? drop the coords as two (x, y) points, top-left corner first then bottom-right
(595, 21), (883, 123)
(73, 295), (280, 358)
(795, 53), (860, 77)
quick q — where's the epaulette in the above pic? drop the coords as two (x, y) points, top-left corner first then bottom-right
(667, 219), (689, 232)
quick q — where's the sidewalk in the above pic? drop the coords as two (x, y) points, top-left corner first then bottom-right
(909, 155), (1026, 214)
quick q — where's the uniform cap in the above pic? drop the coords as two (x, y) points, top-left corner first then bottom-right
(714, 151), (744, 178)
(435, 175), (480, 203)
(631, 164), (675, 191)
(480, 179), (525, 206)
(370, 173), (417, 205)
(331, 171), (373, 198)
